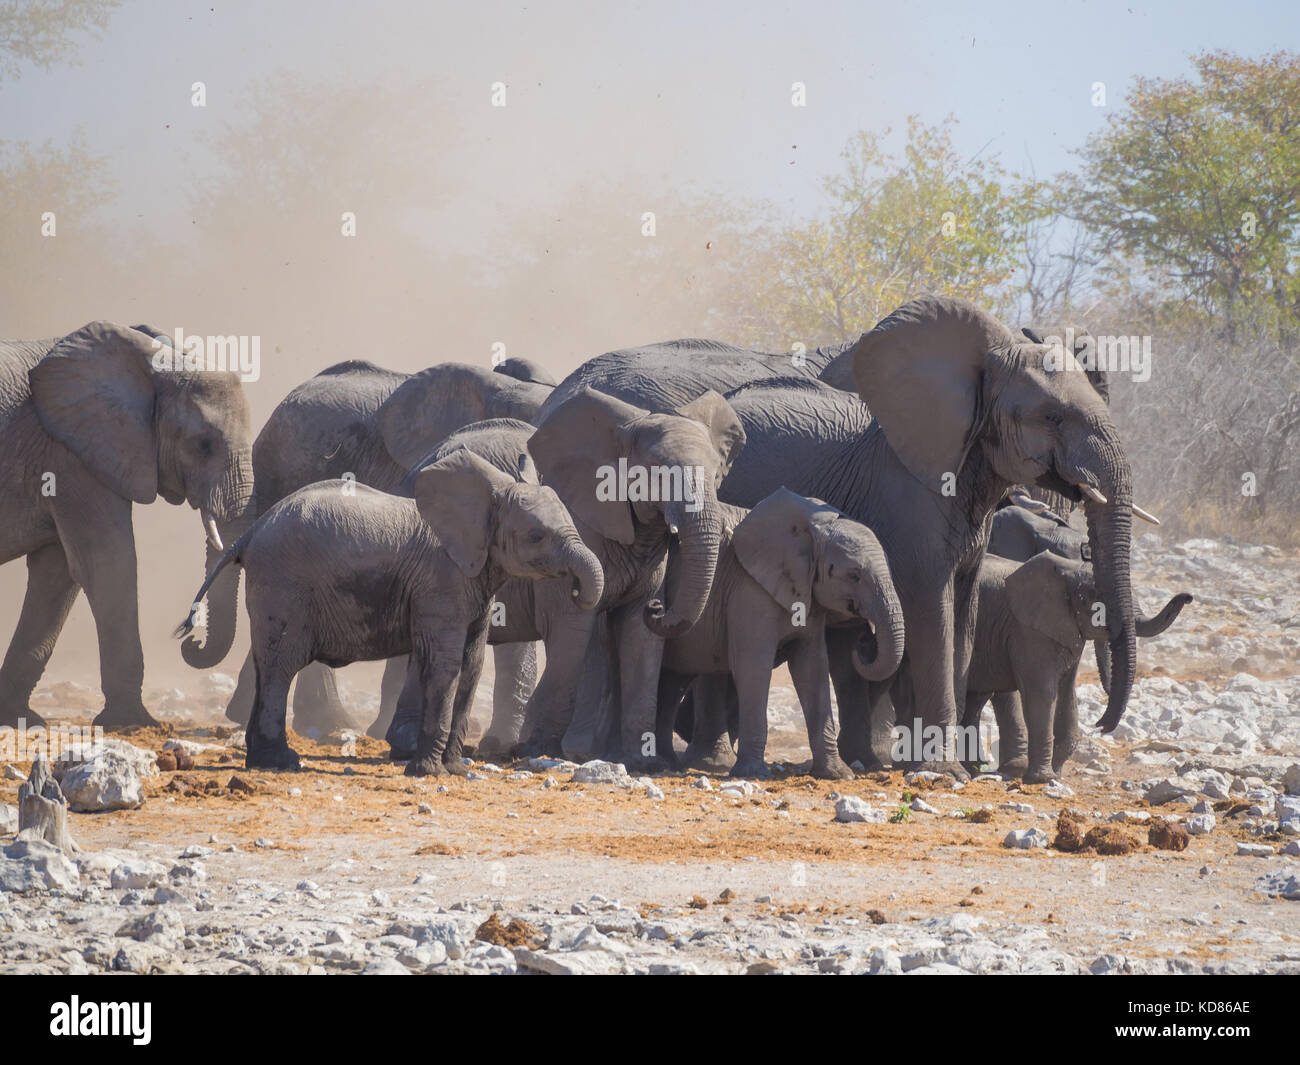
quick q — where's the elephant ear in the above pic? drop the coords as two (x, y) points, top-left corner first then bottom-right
(1005, 552), (1082, 651)
(528, 388), (642, 545)
(675, 390), (746, 478)
(852, 296), (1017, 491)
(413, 447), (516, 576)
(29, 322), (159, 503)
(732, 487), (819, 610)
(377, 364), (494, 470)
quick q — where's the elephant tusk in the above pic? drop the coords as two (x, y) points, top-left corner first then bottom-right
(1010, 492), (1050, 513)
(1075, 483), (1108, 505)
(1131, 503), (1161, 525)
(202, 511), (224, 551)
(669, 524), (679, 535)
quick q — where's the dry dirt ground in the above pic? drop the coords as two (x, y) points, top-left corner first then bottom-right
(2, 533), (1299, 975)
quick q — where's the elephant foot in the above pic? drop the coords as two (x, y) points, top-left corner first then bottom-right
(915, 759), (970, 782)
(1024, 768), (1059, 785)
(442, 757), (469, 777)
(997, 756), (1029, 779)
(730, 758), (771, 780)
(289, 700), (355, 740)
(475, 732), (517, 763)
(386, 718), (420, 762)
(94, 701), (163, 733)
(518, 732), (565, 760)
(681, 742), (736, 774)
(812, 755), (856, 781)
(245, 742), (301, 771)
(625, 754), (670, 776)
(404, 754), (446, 778)
(0, 705), (46, 729)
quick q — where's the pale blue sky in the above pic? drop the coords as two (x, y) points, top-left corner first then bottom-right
(3, 0), (1296, 243)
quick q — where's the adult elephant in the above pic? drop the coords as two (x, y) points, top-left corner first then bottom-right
(559, 298), (1149, 777)
(537, 338), (856, 422)
(189, 359), (551, 734)
(0, 322), (254, 730)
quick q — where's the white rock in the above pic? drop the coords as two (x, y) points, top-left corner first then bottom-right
(0, 839), (79, 893)
(1002, 828), (1049, 850)
(1255, 867), (1300, 900)
(571, 760), (630, 786)
(834, 796), (887, 823)
(1236, 843), (1274, 857)
(1283, 764), (1300, 796)
(0, 804), (16, 835)
(110, 858), (167, 890)
(1185, 814), (1216, 836)
(59, 750), (145, 812)
(692, 776), (714, 791)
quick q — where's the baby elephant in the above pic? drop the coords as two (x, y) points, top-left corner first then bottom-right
(964, 552), (1191, 783)
(177, 449), (604, 774)
(656, 488), (904, 780)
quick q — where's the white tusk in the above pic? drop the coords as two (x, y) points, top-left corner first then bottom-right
(1131, 503), (1161, 525)
(1076, 483), (1108, 505)
(202, 512), (224, 551)
(669, 524), (679, 535)
(1010, 492), (1050, 513)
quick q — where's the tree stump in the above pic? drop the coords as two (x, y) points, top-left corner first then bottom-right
(17, 758), (78, 854)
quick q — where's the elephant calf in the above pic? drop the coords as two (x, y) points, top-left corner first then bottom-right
(655, 489), (904, 780)
(964, 552), (1191, 783)
(177, 449), (603, 774)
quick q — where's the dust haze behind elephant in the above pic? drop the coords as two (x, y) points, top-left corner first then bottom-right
(0, 322), (254, 730)
(192, 358), (552, 734)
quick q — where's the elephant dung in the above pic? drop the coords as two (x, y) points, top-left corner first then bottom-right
(1147, 820), (1191, 851)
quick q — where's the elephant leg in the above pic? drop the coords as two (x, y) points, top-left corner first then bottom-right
(1052, 672), (1079, 776)
(562, 614), (612, 763)
(405, 629), (468, 778)
(680, 674), (735, 772)
(654, 671), (693, 770)
(894, 579), (966, 778)
(788, 631), (854, 780)
(1018, 678), (1058, 785)
(612, 604), (669, 774)
(0, 543), (79, 729)
(960, 690), (994, 770)
(828, 628), (883, 770)
(58, 502), (158, 730)
(728, 652), (775, 780)
(991, 692), (1028, 777)
(443, 617), (488, 772)
(288, 663), (354, 739)
(518, 605), (597, 759)
(476, 642), (537, 760)
(366, 655), (410, 741)
(245, 619), (304, 770)
(224, 651), (256, 725)
(384, 659), (425, 760)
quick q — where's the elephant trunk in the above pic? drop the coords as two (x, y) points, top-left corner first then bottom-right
(1136, 592), (1193, 638)
(1094, 637), (1112, 696)
(850, 558), (906, 682)
(643, 496), (723, 640)
(558, 534), (604, 610)
(1074, 432), (1137, 733)
(182, 455), (255, 670)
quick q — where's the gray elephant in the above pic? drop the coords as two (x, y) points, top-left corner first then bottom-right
(653, 489), (903, 779)
(536, 338), (857, 422)
(178, 449), (603, 773)
(0, 322), (254, 730)
(961, 552), (1192, 781)
(553, 297), (1155, 778)
(391, 387), (745, 771)
(494, 357), (557, 386)
(189, 359), (551, 735)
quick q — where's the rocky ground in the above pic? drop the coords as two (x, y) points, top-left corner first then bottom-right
(1, 532), (1297, 975)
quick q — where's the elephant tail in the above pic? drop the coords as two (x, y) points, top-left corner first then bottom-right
(173, 537), (247, 640)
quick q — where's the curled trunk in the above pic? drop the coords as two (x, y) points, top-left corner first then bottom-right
(850, 566), (906, 682)
(558, 534), (605, 610)
(1136, 592), (1193, 638)
(643, 499), (723, 639)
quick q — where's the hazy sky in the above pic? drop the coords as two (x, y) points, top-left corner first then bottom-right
(5, 0), (1296, 243)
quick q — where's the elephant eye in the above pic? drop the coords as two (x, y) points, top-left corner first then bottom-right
(527, 529), (545, 545)
(197, 437), (215, 457)
(849, 570), (862, 583)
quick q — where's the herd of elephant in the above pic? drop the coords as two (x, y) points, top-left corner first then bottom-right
(0, 297), (1193, 783)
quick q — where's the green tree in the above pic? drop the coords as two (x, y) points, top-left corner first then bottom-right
(732, 117), (1037, 348)
(1063, 50), (1300, 337)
